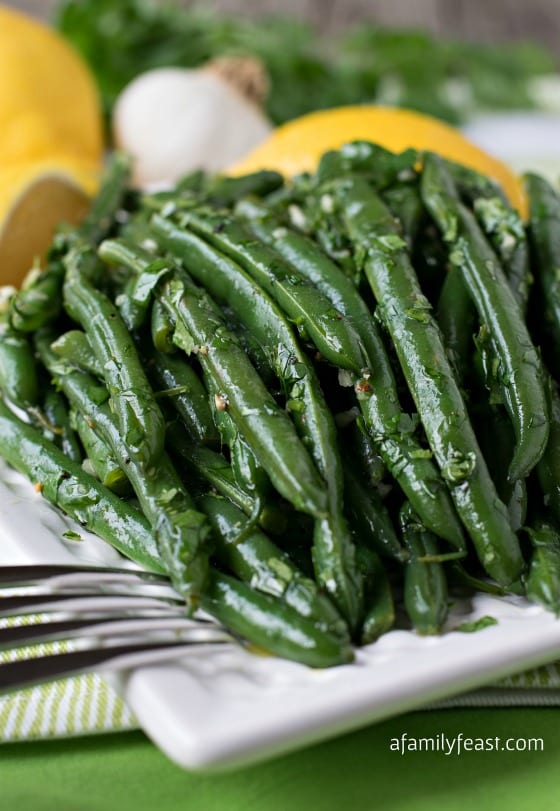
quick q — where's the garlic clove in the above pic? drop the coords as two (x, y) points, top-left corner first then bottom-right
(113, 67), (273, 188)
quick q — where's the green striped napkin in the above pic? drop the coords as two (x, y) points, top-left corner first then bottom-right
(0, 675), (136, 741)
(0, 614), (136, 742)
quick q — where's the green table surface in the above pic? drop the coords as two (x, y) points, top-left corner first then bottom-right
(2, 708), (558, 811)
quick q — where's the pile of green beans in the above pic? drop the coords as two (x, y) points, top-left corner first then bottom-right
(1, 145), (560, 668)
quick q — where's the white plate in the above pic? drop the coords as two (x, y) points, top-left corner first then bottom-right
(3, 458), (560, 771)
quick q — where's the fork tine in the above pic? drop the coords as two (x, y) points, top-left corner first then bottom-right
(0, 639), (230, 695)
(0, 565), (168, 586)
(0, 593), (185, 618)
(0, 615), (226, 651)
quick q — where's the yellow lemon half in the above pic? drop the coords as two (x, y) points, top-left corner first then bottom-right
(230, 106), (527, 218)
(0, 159), (99, 287)
(0, 6), (104, 285)
(0, 5), (103, 167)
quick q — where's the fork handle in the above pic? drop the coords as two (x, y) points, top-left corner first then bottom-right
(0, 640), (223, 695)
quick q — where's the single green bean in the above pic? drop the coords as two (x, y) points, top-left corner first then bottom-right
(72, 409), (130, 494)
(473, 196), (532, 313)
(355, 545), (395, 644)
(537, 381), (560, 525)
(141, 341), (219, 448)
(42, 390), (83, 464)
(151, 299), (176, 354)
(436, 266), (476, 386)
(342, 459), (404, 562)
(0, 306), (40, 408)
(525, 172), (560, 377)
(382, 183), (424, 249)
(63, 243), (166, 469)
(51, 330), (104, 378)
(316, 142), (418, 187)
(201, 572), (353, 668)
(400, 503), (449, 635)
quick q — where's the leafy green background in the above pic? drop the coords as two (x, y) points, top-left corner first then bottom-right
(55, 0), (556, 127)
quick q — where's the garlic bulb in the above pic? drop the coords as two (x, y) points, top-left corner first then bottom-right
(113, 58), (273, 188)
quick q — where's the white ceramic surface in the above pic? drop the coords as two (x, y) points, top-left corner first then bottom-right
(3, 458), (560, 771)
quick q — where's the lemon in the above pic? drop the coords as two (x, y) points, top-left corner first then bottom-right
(0, 160), (97, 287)
(0, 5), (103, 285)
(230, 105), (527, 217)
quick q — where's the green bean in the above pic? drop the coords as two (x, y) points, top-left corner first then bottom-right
(236, 199), (465, 550)
(525, 521), (560, 616)
(436, 266), (476, 386)
(422, 153), (549, 482)
(115, 259), (171, 331)
(199, 493), (348, 640)
(222, 307), (278, 391)
(473, 196), (532, 313)
(63, 243), (166, 469)
(208, 371), (274, 529)
(180, 210), (368, 372)
(78, 152), (132, 245)
(71, 409), (130, 495)
(382, 183), (424, 249)
(0, 400), (351, 666)
(204, 170), (284, 207)
(166, 420), (287, 536)
(537, 381), (560, 525)
(447, 563), (508, 597)
(141, 341), (219, 448)
(316, 142), (418, 188)
(342, 459), (404, 562)
(525, 172), (560, 376)
(444, 162), (533, 309)
(440, 289), (528, 530)
(9, 254), (67, 334)
(333, 175), (523, 586)
(201, 572), (353, 668)
(35, 332), (211, 604)
(446, 161), (507, 206)
(344, 422), (386, 486)
(151, 299), (176, 354)
(475, 401), (528, 533)
(400, 503), (448, 635)
(99, 239), (329, 521)
(42, 390), (83, 464)
(148, 216), (364, 630)
(0, 397), (164, 574)
(51, 330), (104, 378)
(355, 545), (395, 644)
(0, 305), (40, 408)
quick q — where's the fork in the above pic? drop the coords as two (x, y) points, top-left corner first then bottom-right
(0, 564), (234, 694)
